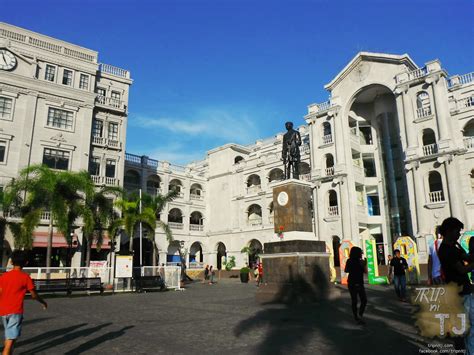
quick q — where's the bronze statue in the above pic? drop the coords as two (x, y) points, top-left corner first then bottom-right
(282, 121), (302, 179)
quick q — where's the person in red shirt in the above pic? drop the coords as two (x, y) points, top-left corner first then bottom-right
(257, 261), (263, 287)
(0, 250), (47, 355)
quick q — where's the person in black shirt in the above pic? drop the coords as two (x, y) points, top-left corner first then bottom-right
(437, 217), (474, 353)
(344, 246), (367, 324)
(389, 249), (409, 301)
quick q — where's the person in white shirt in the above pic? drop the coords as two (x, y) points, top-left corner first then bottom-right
(428, 236), (443, 285)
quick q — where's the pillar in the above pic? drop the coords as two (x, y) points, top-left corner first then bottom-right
(443, 157), (465, 221)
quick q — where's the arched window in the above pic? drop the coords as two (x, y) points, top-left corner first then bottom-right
(328, 190), (339, 216)
(168, 208), (183, 228)
(189, 211), (204, 231)
(246, 174), (261, 193)
(169, 179), (183, 195)
(322, 122), (332, 144)
(190, 183), (203, 200)
(189, 242), (203, 264)
(146, 175), (161, 196)
(299, 162), (311, 181)
(464, 119), (474, 150)
(428, 171), (445, 203)
(247, 204), (262, 226)
(416, 91), (432, 118)
(268, 168), (284, 182)
(247, 239), (263, 266)
(234, 156), (244, 164)
(422, 129), (438, 156)
(325, 154), (334, 176)
(216, 242), (227, 270)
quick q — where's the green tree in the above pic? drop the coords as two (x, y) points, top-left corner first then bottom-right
(4, 165), (93, 268)
(82, 186), (122, 267)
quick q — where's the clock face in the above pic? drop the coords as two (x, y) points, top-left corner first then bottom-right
(0, 49), (17, 71)
(277, 191), (289, 206)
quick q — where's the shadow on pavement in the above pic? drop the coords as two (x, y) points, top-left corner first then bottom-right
(234, 272), (427, 355)
(20, 322), (113, 354)
(16, 323), (88, 348)
(64, 325), (135, 354)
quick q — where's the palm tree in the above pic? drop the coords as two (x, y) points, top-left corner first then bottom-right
(82, 186), (122, 267)
(4, 164), (93, 268)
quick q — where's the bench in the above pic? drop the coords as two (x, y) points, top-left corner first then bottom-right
(33, 277), (104, 295)
(134, 275), (165, 293)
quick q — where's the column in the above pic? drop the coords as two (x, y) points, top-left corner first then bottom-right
(339, 177), (352, 240)
(158, 251), (167, 266)
(444, 157), (465, 221)
(400, 89), (417, 149)
(313, 183), (321, 240)
(333, 112), (346, 165)
(411, 165), (429, 235)
(430, 77), (451, 144)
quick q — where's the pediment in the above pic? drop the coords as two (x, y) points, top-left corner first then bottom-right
(324, 52), (419, 91)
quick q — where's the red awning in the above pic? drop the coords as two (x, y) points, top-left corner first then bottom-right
(91, 235), (111, 250)
(33, 232), (78, 248)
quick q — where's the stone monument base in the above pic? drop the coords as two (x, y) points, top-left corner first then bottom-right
(256, 240), (339, 304)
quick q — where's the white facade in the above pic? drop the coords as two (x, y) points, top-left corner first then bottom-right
(0, 22), (132, 266)
(126, 52), (474, 269)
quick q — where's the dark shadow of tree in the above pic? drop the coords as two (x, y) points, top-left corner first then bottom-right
(234, 264), (428, 355)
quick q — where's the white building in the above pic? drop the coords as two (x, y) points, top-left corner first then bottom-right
(0, 22), (132, 266)
(125, 52), (473, 270)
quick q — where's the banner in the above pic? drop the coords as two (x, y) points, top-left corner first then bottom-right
(115, 255), (133, 278)
(339, 240), (354, 285)
(88, 260), (108, 280)
(365, 239), (388, 285)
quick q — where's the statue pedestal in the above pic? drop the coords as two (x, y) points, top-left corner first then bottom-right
(256, 240), (333, 304)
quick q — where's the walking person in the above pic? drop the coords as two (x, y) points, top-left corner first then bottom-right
(390, 249), (409, 302)
(428, 235), (444, 285)
(208, 265), (215, 285)
(257, 261), (264, 287)
(344, 246), (367, 325)
(387, 255), (393, 284)
(203, 265), (209, 284)
(1, 250), (48, 355)
(438, 217), (474, 353)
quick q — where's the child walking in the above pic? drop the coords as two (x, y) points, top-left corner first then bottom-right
(0, 250), (48, 355)
(344, 246), (368, 325)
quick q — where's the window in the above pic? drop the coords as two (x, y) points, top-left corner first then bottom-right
(79, 74), (89, 90)
(0, 140), (6, 163)
(428, 171), (444, 203)
(0, 97), (12, 120)
(111, 91), (121, 100)
(92, 119), (103, 137)
(89, 157), (100, 176)
(62, 69), (73, 86)
(96, 88), (106, 97)
(108, 122), (118, 141)
(105, 159), (116, 178)
(42, 148), (70, 170)
(45, 65), (56, 81)
(47, 108), (74, 130)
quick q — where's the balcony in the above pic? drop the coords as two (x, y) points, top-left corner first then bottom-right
(246, 185), (262, 194)
(189, 224), (204, 231)
(91, 175), (119, 186)
(429, 190), (445, 203)
(95, 95), (126, 111)
(308, 99), (334, 114)
(456, 96), (474, 110)
(169, 222), (184, 230)
(322, 134), (333, 145)
(448, 72), (474, 88)
(248, 218), (263, 227)
(416, 106), (432, 119)
(325, 167), (335, 176)
(422, 143), (439, 157)
(328, 206), (339, 216)
(190, 193), (203, 201)
(91, 136), (122, 149)
(99, 63), (131, 79)
(464, 137), (474, 151)
(40, 211), (51, 222)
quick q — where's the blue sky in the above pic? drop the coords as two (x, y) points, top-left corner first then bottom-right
(3, 0), (474, 164)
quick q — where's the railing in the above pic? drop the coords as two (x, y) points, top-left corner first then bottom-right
(300, 173), (311, 181)
(169, 222), (184, 230)
(456, 96), (474, 110)
(125, 153), (141, 164)
(95, 95), (125, 110)
(448, 72), (474, 88)
(99, 63), (130, 79)
(416, 106), (432, 119)
(429, 190), (445, 203)
(322, 134), (333, 145)
(189, 224), (204, 231)
(247, 185), (262, 194)
(303, 144), (311, 154)
(92, 136), (122, 149)
(325, 167), (335, 176)
(308, 100), (333, 113)
(190, 193), (203, 200)
(422, 143), (439, 156)
(464, 137), (474, 150)
(91, 175), (119, 186)
(248, 218), (263, 226)
(408, 67), (428, 81)
(328, 206), (339, 216)
(40, 211), (51, 222)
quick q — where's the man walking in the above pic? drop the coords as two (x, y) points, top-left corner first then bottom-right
(0, 250), (47, 355)
(389, 249), (408, 301)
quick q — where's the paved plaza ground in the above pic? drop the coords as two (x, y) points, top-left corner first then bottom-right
(14, 279), (453, 354)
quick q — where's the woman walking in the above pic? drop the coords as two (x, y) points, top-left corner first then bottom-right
(344, 246), (368, 325)
(209, 265), (215, 285)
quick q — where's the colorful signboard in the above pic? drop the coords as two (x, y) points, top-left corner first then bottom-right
(339, 240), (354, 285)
(365, 239), (389, 285)
(393, 236), (419, 284)
(115, 255), (133, 278)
